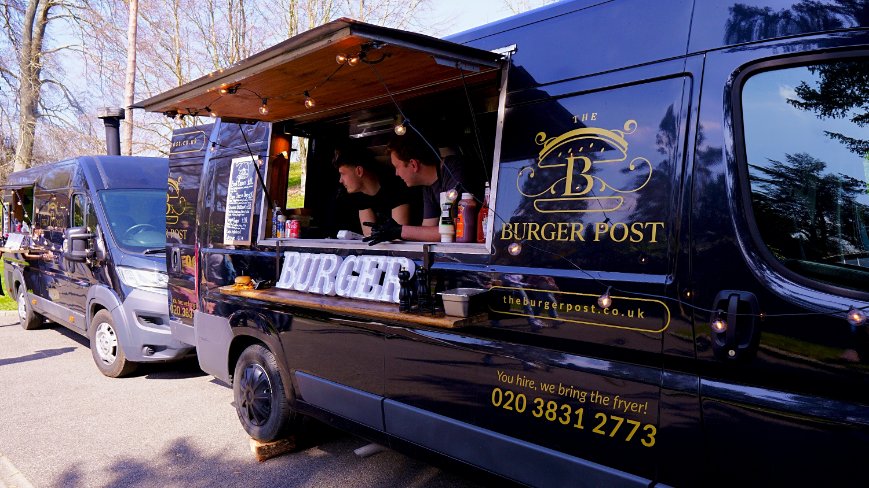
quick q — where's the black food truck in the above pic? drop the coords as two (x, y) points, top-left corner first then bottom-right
(1, 156), (191, 377)
(137, 1), (869, 485)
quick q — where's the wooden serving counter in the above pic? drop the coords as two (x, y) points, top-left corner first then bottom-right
(0, 246), (46, 260)
(218, 285), (487, 329)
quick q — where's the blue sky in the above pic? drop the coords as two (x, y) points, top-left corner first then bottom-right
(430, 0), (517, 36)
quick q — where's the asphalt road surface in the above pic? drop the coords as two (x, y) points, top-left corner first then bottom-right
(0, 311), (490, 488)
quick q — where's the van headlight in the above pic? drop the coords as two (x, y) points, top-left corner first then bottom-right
(117, 267), (168, 294)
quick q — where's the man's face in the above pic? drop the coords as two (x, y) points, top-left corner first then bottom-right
(337, 165), (364, 193)
(391, 151), (418, 187)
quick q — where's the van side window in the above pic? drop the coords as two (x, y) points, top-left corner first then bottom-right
(742, 59), (869, 291)
(34, 191), (69, 246)
(72, 194), (86, 228)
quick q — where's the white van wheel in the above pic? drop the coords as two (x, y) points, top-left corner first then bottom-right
(17, 287), (42, 330)
(89, 310), (137, 377)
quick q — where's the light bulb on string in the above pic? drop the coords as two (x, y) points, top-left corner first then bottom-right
(507, 242), (522, 256)
(847, 306), (866, 326)
(335, 53), (347, 64)
(303, 91), (315, 109)
(259, 98), (269, 116)
(348, 55), (360, 66)
(446, 188), (459, 203)
(710, 310), (727, 333)
(597, 286), (612, 309)
(218, 85), (229, 95)
(394, 115), (407, 135)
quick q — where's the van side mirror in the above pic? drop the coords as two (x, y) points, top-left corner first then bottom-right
(64, 226), (95, 261)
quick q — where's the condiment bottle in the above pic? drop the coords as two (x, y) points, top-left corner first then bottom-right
(456, 192), (477, 243)
(477, 183), (490, 243)
(438, 191), (455, 243)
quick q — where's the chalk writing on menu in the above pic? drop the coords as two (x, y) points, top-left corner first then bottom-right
(224, 156), (259, 245)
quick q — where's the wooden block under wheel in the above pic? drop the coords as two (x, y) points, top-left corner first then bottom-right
(250, 436), (296, 462)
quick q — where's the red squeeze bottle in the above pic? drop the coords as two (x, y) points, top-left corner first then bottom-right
(476, 183), (490, 243)
(456, 193), (477, 243)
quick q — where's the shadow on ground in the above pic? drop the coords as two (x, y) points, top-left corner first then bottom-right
(0, 346), (77, 366)
(50, 419), (496, 488)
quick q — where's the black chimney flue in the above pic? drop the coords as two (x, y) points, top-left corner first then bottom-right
(97, 107), (125, 156)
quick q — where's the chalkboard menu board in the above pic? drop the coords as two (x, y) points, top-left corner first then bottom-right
(223, 156), (259, 245)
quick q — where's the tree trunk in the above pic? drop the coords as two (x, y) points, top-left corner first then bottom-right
(13, 0), (50, 172)
(122, 0), (139, 156)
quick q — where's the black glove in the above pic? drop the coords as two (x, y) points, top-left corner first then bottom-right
(363, 217), (402, 245)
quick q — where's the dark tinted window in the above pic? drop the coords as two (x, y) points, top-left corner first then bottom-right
(743, 59), (869, 291)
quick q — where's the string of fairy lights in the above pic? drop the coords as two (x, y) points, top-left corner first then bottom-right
(161, 39), (869, 331)
(162, 42), (392, 122)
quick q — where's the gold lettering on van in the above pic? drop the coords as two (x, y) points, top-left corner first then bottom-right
(516, 120), (652, 214)
(500, 220), (664, 243)
(571, 112), (598, 123)
(166, 176), (187, 226)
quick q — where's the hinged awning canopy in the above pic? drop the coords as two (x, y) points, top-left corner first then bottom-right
(136, 18), (504, 124)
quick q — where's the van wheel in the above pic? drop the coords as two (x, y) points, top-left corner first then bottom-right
(233, 344), (295, 441)
(17, 286), (42, 330)
(89, 310), (137, 378)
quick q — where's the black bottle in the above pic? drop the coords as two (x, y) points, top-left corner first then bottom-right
(398, 267), (411, 313)
(416, 267), (430, 314)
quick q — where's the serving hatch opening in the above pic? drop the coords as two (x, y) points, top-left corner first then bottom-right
(136, 18), (504, 124)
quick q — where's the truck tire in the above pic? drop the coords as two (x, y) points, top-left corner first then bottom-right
(89, 309), (137, 378)
(17, 286), (42, 330)
(233, 344), (296, 441)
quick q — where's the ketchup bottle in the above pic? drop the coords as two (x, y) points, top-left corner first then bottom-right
(476, 183), (490, 243)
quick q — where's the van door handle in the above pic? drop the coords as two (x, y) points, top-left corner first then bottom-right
(710, 290), (760, 361)
(171, 247), (182, 273)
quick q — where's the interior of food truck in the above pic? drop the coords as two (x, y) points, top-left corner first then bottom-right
(264, 81), (501, 239)
(2, 187), (34, 236)
(137, 18), (507, 249)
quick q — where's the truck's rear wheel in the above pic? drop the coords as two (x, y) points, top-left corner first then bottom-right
(89, 309), (137, 378)
(233, 344), (295, 441)
(17, 286), (42, 330)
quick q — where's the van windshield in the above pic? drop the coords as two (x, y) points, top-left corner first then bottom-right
(99, 190), (166, 253)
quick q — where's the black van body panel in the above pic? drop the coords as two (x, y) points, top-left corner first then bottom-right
(156, 1), (869, 486)
(446, 0), (694, 91)
(383, 399), (651, 488)
(690, 30), (869, 486)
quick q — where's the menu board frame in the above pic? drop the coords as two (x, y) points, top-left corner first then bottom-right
(223, 155), (259, 246)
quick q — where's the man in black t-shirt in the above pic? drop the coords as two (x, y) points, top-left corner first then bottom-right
(334, 145), (411, 237)
(364, 132), (471, 244)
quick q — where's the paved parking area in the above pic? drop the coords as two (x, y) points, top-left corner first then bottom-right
(0, 312), (486, 488)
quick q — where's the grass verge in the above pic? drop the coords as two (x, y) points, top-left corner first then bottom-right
(0, 260), (17, 310)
